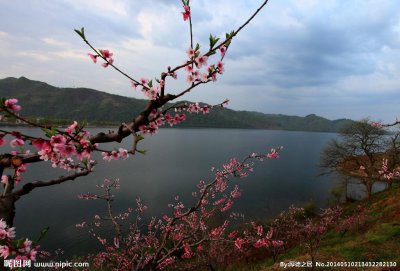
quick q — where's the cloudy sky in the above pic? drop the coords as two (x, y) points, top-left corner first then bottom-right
(1, 0), (399, 122)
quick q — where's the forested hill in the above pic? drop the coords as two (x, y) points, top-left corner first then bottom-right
(0, 77), (352, 132)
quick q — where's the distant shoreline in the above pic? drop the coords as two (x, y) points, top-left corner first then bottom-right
(0, 123), (339, 134)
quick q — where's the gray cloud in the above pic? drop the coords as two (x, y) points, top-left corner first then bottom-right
(0, 0), (399, 122)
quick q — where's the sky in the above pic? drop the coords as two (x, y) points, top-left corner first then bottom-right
(0, 0), (399, 122)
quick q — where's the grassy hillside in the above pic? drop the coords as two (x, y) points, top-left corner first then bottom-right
(232, 183), (400, 271)
(0, 77), (353, 132)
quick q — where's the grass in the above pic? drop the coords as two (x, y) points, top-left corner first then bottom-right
(229, 182), (400, 271)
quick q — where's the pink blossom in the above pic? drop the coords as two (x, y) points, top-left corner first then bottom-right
(254, 238), (269, 248)
(186, 47), (196, 58)
(200, 106), (210, 114)
(186, 74), (196, 84)
(157, 256), (175, 270)
(88, 53), (98, 63)
(16, 164), (27, 176)
(65, 121), (78, 134)
(200, 73), (208, 82)
(54, 143), (76, 157)
(6, 227), (15, 239)
(371, 121), (383, 128)
(100, 58), (113, 67)
(195, 55), (208, 68)
(4, 99), (21, 111)
(220, 45), (227, 57)
(182, 5), (190, 21)
(0, 220), (6, 230)
(0, 136), (6, 146)
(140, 78), (149, 85)
(187, 102), (200, 113)
(216, 61), (225, 74)
(99, 50), (114, 68)
(139, 125), (148, 134)
(0, 229), (7, 240)
(185, 65), (194, 73)
(220, 199), (233, 212)
(170, 71), (177, 79)
(32, 139), (49, 150)
(99, 49), (113, 59)
(75, 222), (87, 228)
(118, 148), (129, 159)
(28, 248), (37, 261)
(111, 151), (119, 160)
(1, 175), (8, 185)
(21, 239), (32, 253)
(50, 134), (66, 145)
(267, 148), (280, 159)
(101, 152), (112, 162)
(14, 176), (22, 186)
(10, 138), (24, 148)
(0, 245), (10, 258)
(181, 242), (192, 259)
(228, 230), (238, 239)
(234, 238), (245, 250)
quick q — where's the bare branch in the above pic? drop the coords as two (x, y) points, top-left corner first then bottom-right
(8, 169), (91, 199)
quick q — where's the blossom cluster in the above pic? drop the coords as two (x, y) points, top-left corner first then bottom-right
(101, 148), (129, 162)
(378, 158), (400, 181)
(33, 123), (96, 171)
(138, 100), (229, 135)
(131, 78), (164, 101)
(0, 219), (38, 262)
(0, 114), (97, 187)
(185, 47), (225, 85)
(75, 149), (283, 270)
(88, 49), (114, 68)
(3, 99), (21, 112)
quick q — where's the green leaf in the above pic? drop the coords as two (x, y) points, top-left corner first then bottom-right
(195, 43), (200, 51)
(35, 227), (50, 243)
(13, 238), (25, 248)
(82, 158), (88, 167)
(41, 128), (55, 138)
(137, 135), (145, 142)
(74, 27), (86, 40)
(137, 150), (147, 155)
(148, 80), (153, 88)
(209, 34), (220, 50)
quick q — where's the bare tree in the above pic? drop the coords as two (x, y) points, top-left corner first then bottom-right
(320, 119), (386, 198)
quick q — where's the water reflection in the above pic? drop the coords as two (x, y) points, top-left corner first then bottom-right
(3, 127), (341, 257)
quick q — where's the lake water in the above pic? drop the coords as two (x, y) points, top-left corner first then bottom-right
(4, 128), (342, 257)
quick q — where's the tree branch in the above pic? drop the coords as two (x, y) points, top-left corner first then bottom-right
(7, 169), (91, 199)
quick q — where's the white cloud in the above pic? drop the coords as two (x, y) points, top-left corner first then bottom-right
(61, 0), (128, 17)
(17, 51), (53, 62)
(42, 37), (71, 47)
(0, 31), (9, 39)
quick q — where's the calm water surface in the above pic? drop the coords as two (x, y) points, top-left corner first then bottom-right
(8, 128), (341, 257)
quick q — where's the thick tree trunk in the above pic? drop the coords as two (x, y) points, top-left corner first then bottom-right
(0, 195), (16, 226)
(0, 170), (17, 226)
(366, 181), (373, 198)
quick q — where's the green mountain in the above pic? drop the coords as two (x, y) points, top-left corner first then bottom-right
(0, 77), (352, 132)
